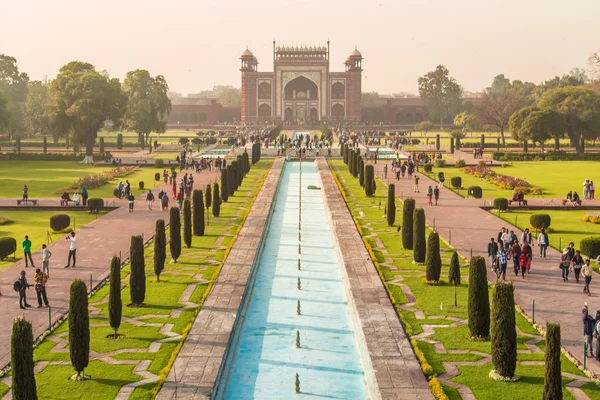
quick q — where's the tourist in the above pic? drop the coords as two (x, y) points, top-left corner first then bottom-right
(177, 190), (184, 210)
(125, 180), (131, 198)
(73, 192), (80, 207)
(487, 238), (499, 270)
(65, 231), (77, 268)
(573, 250), (584, 283)
(22, 235), (35, 268)
(497, 241), (508, 280)
(591, 181), (596, 200)
(16, 270), (32, 309)
(583, 179), (590, 200)
(438, 172), (445, 188)
(117, 181), (124, 198)
(60, 191), (71, 205)
(22, 184), (28, 202)
(582, 306), (595, 358)
(413, 175), (420, 193)
(128, 192), (135, 213)
(501, 228), (512, 251)
(520, 228), (533, 245)
(163, 169), (169, 184)
(497, 227), (505, 242)
(583, 259), (593, 296)
(383, 164), (388, 179)
(538, 228), (549, 259)
(433, 186), (439, 206)
(33, 268), (50, 308)
(518, 249), (528, 279)
(560, 249), (571, 282)
(521, 240), (533, 274)
(573, 191), (582, 205)
(427, 186), (433, 206)
(42, 244), (51, 277)
(161, 191), (169, 211)
(146, 190), (155, 210)
(81, 187), (88, 206)
(510, 241), (521, 276)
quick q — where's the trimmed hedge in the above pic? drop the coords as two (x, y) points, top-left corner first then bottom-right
(0, 153), (105, 162)
(365, 165), (375, 196)
(169, 207), (181, 262)
(212, 183), (221, 217)
(425, 232), (441, 281)
(455, 159), (466, 168)
(468, 186), (482, 199)
(448, 251), (461, 285)
(139, 181), (144, 190)
(154, 219), (166, 281)
(450, 176), (462, 188)
(433, 159), (446, 168)
(387, 184), (396, 227)
(129, 235), (146, 306)
(116, 134), (123, 149)
(402, 199), (415, 250)
(413, 208), (426, 263)
(87, 198), (104, 213)
(493, 151), (600, 162)
(491, 282), (517, 378)
(50, 214), (71, 231)
(493, 198), (509, 211)
(69, 280), (89, 377)
(543, 323), (562, 400)
(183, 200), (192, 248)
(530, 213), (551, 230)
(154, 159), (164, 168)
(580, 237), (600, 259)
(11, 317), (37, 399)
(423, 164), (433, 173)
(154, 173), (160, 181)
(108, 256), (122, 338)
(468, 256), (490, 339)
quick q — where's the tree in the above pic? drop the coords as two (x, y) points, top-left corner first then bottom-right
(0, 54), (29, 141)
(402, 199), (415, 250)
(537, 87), (600, 155)
(0, 89), (8, 133)
(154, 219), (166, 281)
(243, 152), (250, 174)
(413, 208), (426, 263)
(23, 80), (56, 140)
(48, 62), (125, 163)
(228, 163), (236, 196)
(358, 157), (365, 187)
(212, 183), (221, 217)
(448, 251), (461, 285)
(509, 107), (564, 150)
(491, 282), (517, 378)
(122, 70), (171, 147)
(221, 169), (229, 202)
(418, 65), (463, 128)
(468, 256), (490, 339)
(129, 235), (146, 306)
(543, 323), (562, 400)
(534, 71), (588, 100)
(169, 206), (181, 262)
(108, 256), (122, 338)
(69, 279), (90, 380)
(183, 199), (193, 247)
(192, 190), (205, 236)
(11, 317), (37, 399)
(414, 120), (434, 134)
(425, 232), (441, 281)
(205, 184), (212, 210)
(453, 111), (476, 133)
(387, 184), (396, 226)
(365, 165), (374, 196)
(212, 85), (241, 107)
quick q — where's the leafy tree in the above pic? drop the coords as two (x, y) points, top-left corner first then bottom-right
(212, 85), (241, 107)
(11, 317), (37, 399)
(154, 219), (166, 281)
(509, 107), (564, 150)
(48, 62), (125, 163)
(448, 251), (461, 285)
(205, 184), (212, 210)
(212, 183), (221, 217)
(414, 120), (434, 133)
(183, 199), (193, 247)
(0, 54), (29, 141)
(122, 70), (171, 147)
(534, 70), (588, 100)
(413, 208), (426, 263)
(221, 169), (229, 202)
(402, 199), (415, 250)
(417, 65), (462, 128)
(537, 87), (600, 155)
(453, 111), (477, 133)
(0, 89), (8, 133)
(543, 323), (562, 400)
(108, 256), (122, 338)
(192, 190), (204, 237)
(425, 232), (441, 281)
(491, 282), (517, 378)
(468, 256), (490, 339)
(129, 235), (146, 306)
(387, 184), (396, 226)
(169, 207), (181, 262)
(68, 279), (89, 380)
(23, 80), (57, 141)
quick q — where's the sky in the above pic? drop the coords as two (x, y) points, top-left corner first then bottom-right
(2, 0), (599, 96)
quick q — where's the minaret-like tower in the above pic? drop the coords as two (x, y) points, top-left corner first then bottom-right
(240, 48), (258, 122)
(345, 47), (363, 121)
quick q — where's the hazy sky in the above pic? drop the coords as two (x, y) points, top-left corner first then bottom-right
(2, 0), (599, 95)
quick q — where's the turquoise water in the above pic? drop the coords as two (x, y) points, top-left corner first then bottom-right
(219, 161), (373, 399)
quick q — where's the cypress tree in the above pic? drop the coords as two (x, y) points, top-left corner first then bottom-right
(365, 165), (375, 196)
(448, 250), (461, 285)
(344, 144), (349, 164)
(348, 149), (353, 173)
(69, 280), (89, 380)
(43, 136), (47, 154)
(221, 169), (229, 202)
(129, 235), (146, 306)
(205, 184), (212, 210)
(402, 198), (415, 250)
(228, 164), (236, 196)
(11, 317), (37, 399)
(192, 190), (204, 236)
(109, 256), (122, 338)
(491, 282), (517, 378)
(183, 199), (193, 247)
(169, 207), (181, 262)
(387, 184), (396, 226)
(358, 157), (365, 187)
(154, 219), (166, 281)
(543, 323), (562, 400)
(468, 256), (490, 339)
(425, 232), (441, 281)
(340, 143), (345, 158)
(243, 151), (250, 174)
(413, 208), (426, 263)
(237, 155), (244, 185)
(353, 153), (359, 177)
(212, 183), (221, 217)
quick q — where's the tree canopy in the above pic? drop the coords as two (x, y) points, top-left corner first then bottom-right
(418, 65), (462, 128)
(0, 54), (29, 140)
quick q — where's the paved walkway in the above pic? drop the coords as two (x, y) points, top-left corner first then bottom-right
(371, 161), (600, 378)
(0, 168), (221, 370)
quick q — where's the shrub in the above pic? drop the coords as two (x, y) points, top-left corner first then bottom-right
(116, 134), (123, 149)
(387, 184), (396, 226)
(138, 181), (144, 190)
(87, 198), (104, 213)
(468, 186), (482, 199)
(433, 159), (446, 168)
(543, 323), (562, 400)
(11, 317), (37, 399)
(468, 256), (490, 339)
(413, 208), (426, 263)
(108, 256), (122, 338)
(423, 164), (433, 173)
(491, 282), (517, 378)
(455, 159), (466, 168)
(425, 232), (441, 281)
(154, 159), (164, 168)
(530, 213), (551, 230)
(129, 235), (146, 306)
(212, 183), (221, 217)
(154, 219), (166, 281)
(69, 280), (89, 379)
(478, 160), (487, 168)
(221, 169), (229, 202)
(178, 137), (189, 145)
(192, 190), (205, 236)
(169, 207), (181, 262)
(448, 251), (461, 285)
(0, 237), (17, 260)
(183, 200), (192, 248)
(154, 173), (160, 182)
(450, 176), (462, 188)
(402, 199), (415, 250)
(493, 198), (509, 211)
(365, 165), (375, 196)
(450, 137), (455, 154)
(411, 139), (421, 145)
(50, 214), (71, 231)
(205, 184), (212, 210)
(580, 237), (600, 259)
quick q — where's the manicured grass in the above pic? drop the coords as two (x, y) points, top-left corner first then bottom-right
(329, 159), (587, 400)
(29, 160), (273, 399)
(0, 210), (107, 269)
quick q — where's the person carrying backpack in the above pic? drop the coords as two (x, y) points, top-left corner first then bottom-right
(15, 270), (32, 309)
(146, 190), (155, 211)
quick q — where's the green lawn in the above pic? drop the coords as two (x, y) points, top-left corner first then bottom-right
(0, 210), (107, 269)
(329, 159), (589, 400)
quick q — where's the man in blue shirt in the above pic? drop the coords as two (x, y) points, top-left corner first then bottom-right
(497, 242), (508, 281)
(583, 305), (595, 358)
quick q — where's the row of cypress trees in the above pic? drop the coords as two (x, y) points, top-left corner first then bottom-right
(251, 141), (261, 165)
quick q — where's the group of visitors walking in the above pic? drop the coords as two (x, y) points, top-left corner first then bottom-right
(487, 227), (535, 280)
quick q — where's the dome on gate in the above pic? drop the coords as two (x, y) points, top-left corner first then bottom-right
(241, 47), (255, 58)
(349, 47), (362, 58)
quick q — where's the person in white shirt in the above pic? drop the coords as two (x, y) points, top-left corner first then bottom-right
(501, 229), (512, 251)
(42, 244), (52, 276)
(73, 192), (80, 207)
(65, 231), (77, 268)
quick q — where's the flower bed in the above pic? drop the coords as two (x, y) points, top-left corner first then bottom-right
(57, 166), (139, 193)
(462, 166), (541, 194)
(583, 213), (600, 224)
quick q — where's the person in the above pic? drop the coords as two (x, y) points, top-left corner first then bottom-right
(501, 228), (512, 251)
(383, 164), (388, 179)
(65, 231), (77, 268)
(510, 230), (518, 245)
(73, 192), (80, 207)
(161, 190), (169, 211)
(573, 191), (582, 205)
(438, 172), (445, 188)
(125, 180), (131, 198)
(42, 243), (51, 277)
(510, 241), (521, 276)
(81, 187), (88, 206)
(413, 175), (420, 193)
(583, 259), (593, 296)
(497, 242), (508, 281)
(518, 250), (528, 279)
(560, 248), (571, 282)
(582, 306), (595, 358)
(497, 227), (505, 243)
(427, 186), (433, 206)
(34, 268), (50, 308)
(22, 235), (35, 268)
(146, 190), (155, 211)
(22, 185), (28, 201)
(487, 238), (498, 270)
(16, 270), (32, 309)
(521, 228), (533, 246)
(521, 240), (533, 274)
(433, 186), (440, 206)
(60, 191), (71, 205)
(177, 190), (184, 210)
(128, 192), (135, 213)
(591, 181), (596, 200)
(538, 228), (549, 259)
(573, 250), (584, 283)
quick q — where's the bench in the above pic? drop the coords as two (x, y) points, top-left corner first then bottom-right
(562, 199), (582, 206)
(16, 199), (39, 206)
(508, 199), (527, 206)
(60, 199), (72, 206)
(135, 159), (149, 164)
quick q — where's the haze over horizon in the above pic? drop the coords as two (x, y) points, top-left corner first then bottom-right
(2, 0), (599, 96)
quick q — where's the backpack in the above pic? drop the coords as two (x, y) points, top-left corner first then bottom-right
(13, 280), (21, 292)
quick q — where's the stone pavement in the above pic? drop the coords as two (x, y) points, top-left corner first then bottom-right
(0, 167), (220, 370)
(371, 160), (600, 378)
